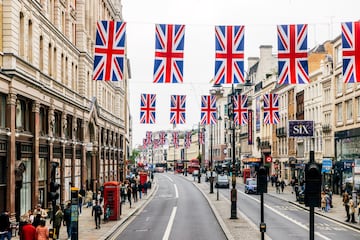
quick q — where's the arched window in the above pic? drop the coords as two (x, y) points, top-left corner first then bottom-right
(48, 43), (52, 76)
(39, 36), (44, 70)
(28, 20), (33, 62)
(19, 12), (25, 57)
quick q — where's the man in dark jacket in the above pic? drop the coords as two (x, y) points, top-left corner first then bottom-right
(92, 200), (102, 229)
(63, 202), (72, 239)
(0, 210), (11, 240)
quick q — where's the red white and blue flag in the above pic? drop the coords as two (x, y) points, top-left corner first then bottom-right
(277, 24), (309, 84)
(263, 94), (280, 125)
(200, 95), (217, 125)
(93, 20), (126, 81)
(140, 93), (156, 124)
(184, 131), (192, 149)
(145, 131), (153, 145)
(214, 25), (245, 85)
(233, 95), (248, 125)
(342, 21), (360, 83)
(153, 24), (185, 83)
(153, 139), (160, 149)
(170, 95), (186, 124)
(159, 131), (167, 145)
(172, 131), (179, 149)
(198, 129), (205, 145)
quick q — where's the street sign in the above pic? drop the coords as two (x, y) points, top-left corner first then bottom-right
(321, 159), (332, 173)
(288, 120), (314, 137)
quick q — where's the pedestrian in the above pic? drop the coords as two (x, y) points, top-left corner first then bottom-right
(50, 205), (63, 240)
(357, 201), (360, 224)
(32, 214), (41, 228)
(280, 179), (285, 193)
(20, 217), (36, 240)
(33, 204), (47, 220)
(325, 193), (331, 212)
(127, 184), (132, 208)
(0, 210), (11, 240)
(349, 196), (357, 223)
(97, 191), (103, 206)
(138, 183), (143, 200)
(78, 193), (83, 215)
(85, 190), (93, 208)
(343, 191), (350, 222)
(63, 202), (72, 240)
(35, 220), (49, 240)
(275, 179), (280, 194)
(143, 181), (148, 195)
(321, 192), (326, 212)
(92, 200), (102, 229)
(132, 183), (138, 202)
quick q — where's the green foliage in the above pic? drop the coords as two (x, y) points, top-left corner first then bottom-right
(129, 149), (140, 164)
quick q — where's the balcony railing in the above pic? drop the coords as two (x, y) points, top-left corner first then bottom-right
(276, 127), (287, 137)
(322, 124), (332, 132)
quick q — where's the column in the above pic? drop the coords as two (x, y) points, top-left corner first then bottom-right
(6, 92), (16, 217)
(32, 101), (40, 206)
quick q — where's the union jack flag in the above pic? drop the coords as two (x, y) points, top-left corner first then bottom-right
(198, 129), (205, 145)
(172, 131), (179, 149)
(342, 21), (360, 83)
(93, 20), (126, 81)
(233, 95), (248, 125)
(140, 94), (156, 124)
(184, 131), (192, 149)
(153, 24), (185, 83)
(214, 25), (245, 85)
(159, 131), (167, 145)
(277, 24), (309, 84)
(145, 131), (153, 145)
(263, 94), (280, 125)
(170, 95), (186, 124)
(200, 95), (217, 125)
(153, 139), (160, 149)
(143, 138), (147, 148)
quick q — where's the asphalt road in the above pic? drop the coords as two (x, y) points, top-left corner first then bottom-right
(114, 173), (227, 240)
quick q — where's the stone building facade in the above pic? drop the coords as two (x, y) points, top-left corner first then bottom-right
(0, 0), (130, 220)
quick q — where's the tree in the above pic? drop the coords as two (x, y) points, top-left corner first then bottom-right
(129, 149), (140, 165)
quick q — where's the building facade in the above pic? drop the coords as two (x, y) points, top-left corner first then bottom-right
(0, 0), (130, 220)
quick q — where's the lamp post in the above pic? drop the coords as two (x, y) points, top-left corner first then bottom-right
(209, 83), (224, 194)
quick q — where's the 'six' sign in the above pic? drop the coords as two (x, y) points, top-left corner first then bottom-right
(288, 120), (314, 137)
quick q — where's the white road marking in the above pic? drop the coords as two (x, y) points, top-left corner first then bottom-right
(164, 174), (174, 183)
(174, 184), (179, 198)
(238, 190), (332, 240)
(162, 207), (177, 240)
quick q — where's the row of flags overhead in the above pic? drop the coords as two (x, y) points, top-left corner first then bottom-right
(93, 21), (360, 85)
(93, 20), (359, 126)
(143, 130), (205, 149)
(140, 93), (279, 125)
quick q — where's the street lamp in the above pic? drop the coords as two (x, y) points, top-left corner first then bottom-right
(209, 83), (224, 194)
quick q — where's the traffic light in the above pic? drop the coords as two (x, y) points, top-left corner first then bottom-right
(49, 181), (60, 201)
(304, 163), (322, 207)
(257, 166), (268, 194)
(49, 162), (60, 202)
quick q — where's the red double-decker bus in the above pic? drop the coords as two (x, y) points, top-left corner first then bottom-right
(174, 161), (184, 173)
(187, 158), (200, 174)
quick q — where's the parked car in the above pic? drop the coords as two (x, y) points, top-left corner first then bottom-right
(205, 171), (217, 182)
(215, 174), (230, 188)
(245, 178), (257, 194)
(154, 167), (164, 173)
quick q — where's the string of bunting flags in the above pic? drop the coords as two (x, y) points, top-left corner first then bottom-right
(93, 20), (360, 127)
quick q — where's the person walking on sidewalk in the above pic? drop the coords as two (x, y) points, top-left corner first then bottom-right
(275, 179), (281, 194)
(92, 200), (102, 229)
(20, 218), (36, 240)
(280, 179), (285, 193)
(349, 196), (357, 223)
(0, 210), (11, 240)
(127, 184), (133, 208)
(35, 220), (49, 240)
(50, 205), (63, 240)
(343, 191), (350, 222)
(63, 202), (72, 239)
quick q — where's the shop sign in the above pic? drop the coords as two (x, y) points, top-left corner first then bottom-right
(288, 120), (314, 137)
(321, 158), (332, 173)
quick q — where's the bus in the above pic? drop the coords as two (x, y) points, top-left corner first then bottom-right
(174, 162), (184, 173)
(187, 158), (200, 174)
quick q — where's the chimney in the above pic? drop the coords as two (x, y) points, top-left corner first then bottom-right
(259, 45), (273, 59)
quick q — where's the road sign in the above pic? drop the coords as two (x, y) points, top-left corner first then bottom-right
(321, 159), (332, 173)
(288, 120), (314, 137)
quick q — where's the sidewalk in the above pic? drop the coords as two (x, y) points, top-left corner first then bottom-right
(12, 182), (158, 240)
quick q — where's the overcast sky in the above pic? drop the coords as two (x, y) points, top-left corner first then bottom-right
(121, 0), (360, 147)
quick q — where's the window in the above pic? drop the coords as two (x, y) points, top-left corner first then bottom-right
(38, 158), (46, 181)
(357, 97), (360, 120)
(336, 75), (343, 95)
(48, 44), (52, 76)
(346, 100), (353, 122)
(39, 36), (44, 71)
(53, 111), (61, 137)
(336, 103), (343, 123)
(19, 12), (25, 57)
(39, 106), (48, 135)
(28, 20), (33, 62)
(335, 44), (342, 66)
(53, 48), (57, 80)
(66, 115), (73, 139)
(16, 99), (25, 130)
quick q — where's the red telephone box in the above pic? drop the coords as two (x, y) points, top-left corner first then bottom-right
(139, 172), (148, 192)
(243, 168), (251, 183)
(103, 181), (121, 220)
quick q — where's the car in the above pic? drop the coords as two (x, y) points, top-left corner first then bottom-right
(245, 178), (257, 194)
(205, 171), (217, 182)
(154, 167), (164, 173)
(215, 174), (230, 188)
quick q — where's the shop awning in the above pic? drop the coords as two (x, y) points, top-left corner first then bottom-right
(242, 157), (261, 163)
